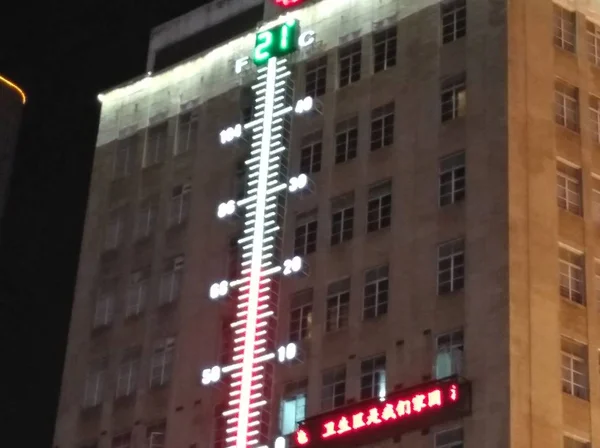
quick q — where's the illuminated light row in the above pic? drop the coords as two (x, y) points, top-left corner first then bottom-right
(0, 74), (26, 104)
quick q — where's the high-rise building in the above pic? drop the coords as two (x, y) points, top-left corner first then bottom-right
(0, 74), (25, 235)
(54, 0), (600, 448)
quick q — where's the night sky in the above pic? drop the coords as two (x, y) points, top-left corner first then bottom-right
(0, 1), (211, 444)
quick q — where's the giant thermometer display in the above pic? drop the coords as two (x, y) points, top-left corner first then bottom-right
(203, 19), (316, 448)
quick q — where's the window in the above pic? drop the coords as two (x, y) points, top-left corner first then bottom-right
(113, 137), (135, 179)
(135, 197), (157, 240)
(150, 338), (175, 388)
(176, 111), (198, 155)
(104, 207), (124, 251)
(441, 0), (466, 44)
(441, 74), (466, 122)
(360, 355), (386, 400)
(305, 56), (327, 98)
(326, 278), (350, 332)
(363, 265), (389, 319)
(330, 193), (354, 245)
(339, 41), (362, 87)
(299, 131), (322, 174)
(83, 358), (107, 408)
(561, 337), (588, 399)
(435, 427), (463, 448)
(147, 422), (166, 448)
(434, 329), (464, 379)
(589, 96), (600, 143)
(144, 124), (167, 167)
(373, 27), (397, 72)
(111, 433), (131, 448)
(280, 379), (308, 435)
(116, 347), (140, 398)
(367, 180), (392, 233)
(370, 102), (395, 151)
(592, 180), (600, 223)
(564, 435), (591, 448)
(294, 209), (318, 256)
(169, 183), (191, 226)
(159, 255), (184, 305)
(557, 162), (582, 215)
(554, 4), (576, 52)
(439, 152), (466, 206)
(126, 268), (149, 318)
(595, 261), (600, 310)
(555, 79), (579, 132)
(559, 246), (585, 305)
(335, 117), (358, 164)
(587, 21), (600, 66)
(321, 366), (346, 410)
(437, 238), (465, 294)
(233, 159), (247, 201)
(290, 304), (312, 342)
(93, 283), (115, 329)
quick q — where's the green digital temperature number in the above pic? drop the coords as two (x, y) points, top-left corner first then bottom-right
(253, 20), (299, 66)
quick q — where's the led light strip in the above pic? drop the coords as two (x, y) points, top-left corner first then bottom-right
(225, 56), (291, 448)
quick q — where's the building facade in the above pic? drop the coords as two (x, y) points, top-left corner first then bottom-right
(53, 0), (600, 448)
(0, 74), (25, 236)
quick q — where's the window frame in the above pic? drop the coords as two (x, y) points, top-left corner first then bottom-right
(367, 180), (392, 233)
(439, 152), (466, 207)
(169, 183), (192, 226)
(370, 102), (395, 151)
(335, 117), (358, 164)
(359, 354), (386, 400)
(149, 338), (175, 388)
(437, 238), (465, 295)
(176, 111), (198, 155)
(555, 79), (580, 132)
(326, 278), (351, 332)
(441, 0), (466, 44)
(561, 337), (589, 400)
(441, 74), (467, 122)
(159, 255), (184, 306)
(556, 161), (582, 215)
(338, 41), (362, 87)
(554, 4), (577, 53)
(321, 365), (346, 411)
(305, 56), (328, 98)
(559, 246), (585, 305)
(363, 265), (389, 320)
(373, 27), (397, 72)
(294, 210), (318, 256)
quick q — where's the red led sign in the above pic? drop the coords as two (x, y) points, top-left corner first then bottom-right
(273, 0), (305, 7)
(294, 379), (470, 448)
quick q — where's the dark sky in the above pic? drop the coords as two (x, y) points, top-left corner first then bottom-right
(0, 1), (210, 444)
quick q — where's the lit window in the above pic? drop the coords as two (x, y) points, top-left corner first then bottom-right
(116, 347), (140, 398)
(359, 354), (386, 400)
(104, 207), (125, 251)
(126, 268), (149, 318)
(335, 116), (358, 164)
(159, 255), (184, 306)
(135, 197), (158, 240)
(556, 162), (581, 215)
(147, 422), (166, 448)
(169, 183), (191, 226)
(554, 4), (576, 53)
(559, 246), (585, 305)
(435, 329), (464, 379)
(437, 238), (465, 294)
(299, 130), (323, 174)
(363, 265), (389, 320)
(435, 427), (463, 448)
(150, 338), (175, 388)
(175, 111), (198, 155)
(321, 365), (346, 411)
(113, 137), (136, 179)
(587, 21), (600, 66)
(305, 56), (327, 98)
(280, 379), (308, 435)
(93, 282), (115, 329)
(111, 433), (131, 448)
(589, 95), (600, 143)
(144, 123), (167, 167)
(367, 180), (392, 233)
(330, 193), (354, 246)
(555, 79), (579, 132)
(561, 337), (588, 400)
(290, 301), (313, 342)
(82, 358), (107, 408)
(370, 102), (395, 151)
(439, 152), (466, 207)
(441, 0), (466, 44)
(564, 435), (591, 448)
(441, 74), (466, 122)
(339, 41), (362, 87)
(373, 27), (397, 72)
(326, 278), (350, 332)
